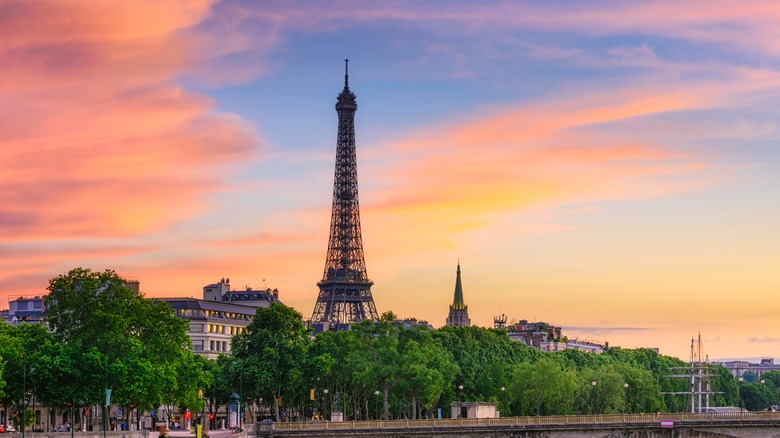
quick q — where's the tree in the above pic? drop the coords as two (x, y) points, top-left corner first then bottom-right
(348, 318), (407, 420)
(508, 358), (577, 416)
(741, 371), (758, 383)
(231, 303), (312, 422)
(0, 323), (55, 428)
(45, 267), (198, 426)
(577, 366), (626, 414)
(612, 362), (662, 413)
(741, 382), (773, 411)
(396, 327), (458, 419)
(433, 325), (540, 407)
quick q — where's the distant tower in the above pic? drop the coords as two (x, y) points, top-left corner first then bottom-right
(446, 262), (471, 327)
(310, 60), (379, 330)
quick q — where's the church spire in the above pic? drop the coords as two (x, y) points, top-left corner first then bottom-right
(446, 261), (470, 327)
(452, 261), (465, 310)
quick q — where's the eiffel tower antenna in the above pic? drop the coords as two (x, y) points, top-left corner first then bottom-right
(310, 60), (379, 330)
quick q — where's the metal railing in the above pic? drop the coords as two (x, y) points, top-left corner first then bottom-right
(271, 411), (780, 431)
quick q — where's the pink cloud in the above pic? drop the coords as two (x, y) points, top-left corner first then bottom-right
(0, 0), (267, 303)
(0, 0), (260, 242)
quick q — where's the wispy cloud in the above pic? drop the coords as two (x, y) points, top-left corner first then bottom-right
(0, 0), (261, 242)
(749, 337), (780, 343)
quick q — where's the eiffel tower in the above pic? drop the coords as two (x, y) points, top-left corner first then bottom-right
(310, 60), (379, 330)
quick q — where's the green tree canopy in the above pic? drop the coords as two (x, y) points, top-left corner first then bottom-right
(231, 303), (312, 422)
(44, 267), (197, 426)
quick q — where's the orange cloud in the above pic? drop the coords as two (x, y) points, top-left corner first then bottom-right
(0, 0), (259, 241)
(357, 82), (738, 263)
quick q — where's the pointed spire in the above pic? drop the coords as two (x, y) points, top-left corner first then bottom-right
(344, 58), (349, 89)
(452, 261), (465, 310)
(336, 58), (357, 111)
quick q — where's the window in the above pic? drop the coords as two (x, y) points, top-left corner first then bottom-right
(210, 341), (215, 351)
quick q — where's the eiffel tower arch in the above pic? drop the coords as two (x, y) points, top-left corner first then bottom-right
(310, 60), (379, 330)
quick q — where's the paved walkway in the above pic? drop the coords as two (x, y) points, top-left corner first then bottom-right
(166, 429), (240, 438)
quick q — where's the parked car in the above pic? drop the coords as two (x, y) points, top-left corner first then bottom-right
(5, 426), (16, 433)
(0, 425), (5, 433)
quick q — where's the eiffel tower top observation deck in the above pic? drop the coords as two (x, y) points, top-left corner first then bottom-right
(310, 60), (379, 330)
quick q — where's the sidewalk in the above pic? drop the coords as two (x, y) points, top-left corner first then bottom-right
(165, 429), (238, 438)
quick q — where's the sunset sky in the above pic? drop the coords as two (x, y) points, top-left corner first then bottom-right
(2, 0), (779, 361)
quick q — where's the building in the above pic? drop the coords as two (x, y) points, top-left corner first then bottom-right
(565, 338), (606, 354)
(0, 295), (46, 325)
(450, 402), (498, 419)
(399, 318), (434, 330)
(2, 279), (143, 326)
(496, 316), (606, 354)
(506, 319), (565, 352)
(445, 262), (471, 327)
(160, 298), (256, 359)
(203, 277), (280, 307)
(158, 279), (282, 359)
(718, 358), (780, 378)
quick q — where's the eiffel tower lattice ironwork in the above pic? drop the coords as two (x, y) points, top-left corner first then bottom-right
(310, 60), (379, 328)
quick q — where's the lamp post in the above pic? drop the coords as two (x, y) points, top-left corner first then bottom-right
(22, 365), (26, 438)
(239, 365), (243, 431)
(373, 390), (380, 420)
(738, 377), (744, 411)
(500, 387), (506, 417)
(591, 381), (597, 414)
(761, 379), (767, 411)
(457, 385), (464, 418)
(323, 389), (329, 420)
(197, 389), (206, 438)
(623, 383), (630, 413)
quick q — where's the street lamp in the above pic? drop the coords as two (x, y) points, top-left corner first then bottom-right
(22, 365), (26, 438)
(623, 383), (630, 413)
(198, 389), (206, 438)
(738, 377), (745, 411)
(591, 381), (598, 414)
(458, 385), (464, 401)
(374, 390), (380, 420)
(323, 389), (329, 420)
(500, 387), (506, 417)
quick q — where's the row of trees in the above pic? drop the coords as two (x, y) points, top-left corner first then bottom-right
(1, 268), (777, 428)
(231, 306), (760, 422)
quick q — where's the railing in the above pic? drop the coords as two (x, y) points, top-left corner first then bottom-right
(271, 411), (780, 431)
